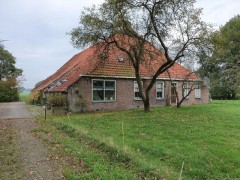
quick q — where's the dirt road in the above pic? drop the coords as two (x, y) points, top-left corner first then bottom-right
(0, 102), (64, 180)
(0, 102), (32, 119)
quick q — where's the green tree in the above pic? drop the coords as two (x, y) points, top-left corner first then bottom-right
(0, 43), (22, 102)
(70, 0), (211, 111)
(199, 15), (240, 99)
(0, 77), (19, 102)
(0, 44), (22, 80)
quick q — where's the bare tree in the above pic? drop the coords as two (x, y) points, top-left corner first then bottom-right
(70, 0), (211, 112)
(167, 70), (201, 108)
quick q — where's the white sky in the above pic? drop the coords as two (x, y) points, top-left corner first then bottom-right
(0, 0), (239, 88)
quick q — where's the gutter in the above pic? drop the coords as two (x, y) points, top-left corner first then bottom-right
(79, 74), (202, 82)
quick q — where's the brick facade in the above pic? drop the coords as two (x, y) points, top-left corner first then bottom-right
(67, 77), (209, 112)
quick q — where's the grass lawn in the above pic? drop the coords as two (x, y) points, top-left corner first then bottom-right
(35, 100), (240, 179)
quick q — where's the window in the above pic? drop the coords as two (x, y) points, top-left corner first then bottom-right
(156, 81), (164, 99)
(93, 80), (115, 102)
(195, 85), (201, 98)
(134, 81), (142, 100)
(183, 82), (189, 98)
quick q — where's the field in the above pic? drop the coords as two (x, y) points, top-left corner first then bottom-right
(35, 101), (240, 179)
(19, 92), (30, 102)
(0, 121), (23, 179)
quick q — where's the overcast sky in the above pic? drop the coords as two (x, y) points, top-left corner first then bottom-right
(0, 0), (239, 89)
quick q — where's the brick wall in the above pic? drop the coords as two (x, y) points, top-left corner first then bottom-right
(68, 77), (210, 112)
(173, 81), (210, 106)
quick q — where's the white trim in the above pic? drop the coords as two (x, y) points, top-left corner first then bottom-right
(92, 79), (116, 102)
(80, 74), (201, 82)
(156, 81), (164, 100)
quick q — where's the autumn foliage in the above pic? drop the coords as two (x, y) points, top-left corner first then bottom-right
(0, 77), (19, 102)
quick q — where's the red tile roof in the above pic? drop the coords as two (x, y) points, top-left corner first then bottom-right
(34, 45), (99, 92)
(34, 40), (201, 93)
(87, 45), (199, 80)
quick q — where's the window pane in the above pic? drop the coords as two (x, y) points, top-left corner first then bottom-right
(183, 83), (187, 88)
(105, 90), (115, 100)
(105, 81), (115, 89)
(134, 82), (139, 92)
(93, 80), (116, 101)
(135, 92), (141, 99)
(195, 89), (198, 97)
(93, 80), (104, 89)
(157, 82), (163, 89)
(134, 86), (139, 92)
(157, 92), (163, 98)
(183, 83), (189, 97)
(93, 90), (104, 101)
(184, 89), (189, 97)
(156, 82), (164, 99)
(195, 85), (201, 98)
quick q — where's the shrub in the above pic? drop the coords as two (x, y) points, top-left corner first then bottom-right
(46, 93), (67, 106)
(28, 90), (42, 105)
(0, 78), (19, 102)
(74, 94), (88, 109)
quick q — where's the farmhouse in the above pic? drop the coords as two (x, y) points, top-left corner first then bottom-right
(34, 41), (209, 112)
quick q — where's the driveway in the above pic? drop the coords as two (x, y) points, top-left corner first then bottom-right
(0, 102), (32, 119)
(0, 102), (64, 180)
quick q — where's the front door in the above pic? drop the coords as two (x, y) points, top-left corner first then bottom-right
(171, 83), (177, 105)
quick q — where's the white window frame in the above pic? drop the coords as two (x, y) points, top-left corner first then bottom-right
(134, 81), (143, 100)
(92, 79), (116, 102)
(156, 81), (164, 100)
(183, 82), (189, 98)
(195, 85), (201, 99)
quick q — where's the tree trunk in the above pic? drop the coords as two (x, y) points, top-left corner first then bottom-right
(143, 99), (150, 112)
(143, 91), (150, 112)
(176, 102), (181, 108)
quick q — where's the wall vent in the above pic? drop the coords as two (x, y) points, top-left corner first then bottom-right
(118, 56), (125, 62)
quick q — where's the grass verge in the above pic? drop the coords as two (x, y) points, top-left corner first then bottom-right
(33, 100), (240, 179)
(0, 121), (23, 179)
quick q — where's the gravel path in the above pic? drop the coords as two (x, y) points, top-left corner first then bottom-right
(0, 102), (32, 120)
(0, 102), (64, 180)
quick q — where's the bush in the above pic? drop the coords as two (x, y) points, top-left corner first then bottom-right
(46, 93), (67, 106)
(28, 90), (42, 105)
(0, 78), (19, 102)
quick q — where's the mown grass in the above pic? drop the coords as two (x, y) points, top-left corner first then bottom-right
(35, 100), (240, 179)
